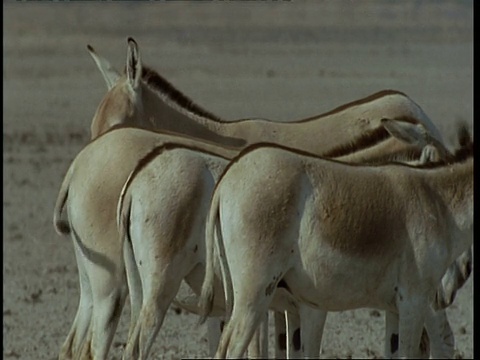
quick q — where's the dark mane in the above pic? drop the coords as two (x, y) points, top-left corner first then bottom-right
(212, 89), (415, 124)
(127, 65), (417, 127)
(358, 147), (423, 166)
(224, 131), (473, 173)
(321, 126), (391, 158)
(295, 89), (415, 123)
(97, 124), (240, 151)
(138, 65), (225, 122)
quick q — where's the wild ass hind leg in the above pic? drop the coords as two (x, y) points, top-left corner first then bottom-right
(123, 285), (180, 360)
(76, 284), (126, 360)
(182, 267), (226, 356)
(215, 294), (274, 358)
(58, 243), (93, 360)
(77, 322), (94, 360)
(77, 258), (127, 360)
(247, 311), (269, 358)
(215, 263), (284, 358)
(58, 242), (93, 360)
(90, 281), (127, 360)
(123, 255), (191, 360)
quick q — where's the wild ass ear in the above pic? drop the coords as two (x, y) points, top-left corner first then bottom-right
(381, 118), (452, 162)
(126, 37), (142, 91)
(87, 44), (121, 90)
(381, 118), (429, 147)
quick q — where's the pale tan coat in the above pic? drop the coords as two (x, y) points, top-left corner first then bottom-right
(53, 38), (465, 359)
(116, 117), (455, 360)
(200, 138), (473, 358)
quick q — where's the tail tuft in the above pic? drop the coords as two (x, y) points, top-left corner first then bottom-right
(198, 284), (215, 326)
(54, 220), (71, 235)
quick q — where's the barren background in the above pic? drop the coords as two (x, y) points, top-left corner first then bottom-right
(3, 1), (473, 359)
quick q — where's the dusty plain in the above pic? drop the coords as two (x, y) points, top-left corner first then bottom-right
(3, 1), (473, 359)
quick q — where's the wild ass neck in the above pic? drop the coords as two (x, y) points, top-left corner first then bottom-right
(425, 157), (473, 231)
(142, 80), (442, 156)
(142, 82), (247, 147)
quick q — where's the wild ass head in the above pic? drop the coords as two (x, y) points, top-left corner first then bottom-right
(87, 38), (228, 142)
(88, 38), (147, 138)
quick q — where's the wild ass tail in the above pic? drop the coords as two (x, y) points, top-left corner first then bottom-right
(116, 167), (144, 331)
(199, 190), (220, 325)
(53, 165), (74, 235)
(199, 187), (234, 325)
(116, 168), (135, 246)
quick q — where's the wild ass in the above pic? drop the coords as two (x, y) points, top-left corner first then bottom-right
(54, 37), (467, 359)
(116, 118), (461, 360)
(199, 126), (473, 358)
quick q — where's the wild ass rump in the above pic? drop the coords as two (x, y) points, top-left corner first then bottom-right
(116, 118), (455, 360)
(54, 37), (467, 359)
(200, 130), (473, 358)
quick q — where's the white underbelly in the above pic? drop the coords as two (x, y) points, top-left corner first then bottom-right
(284, 245), (399, 312)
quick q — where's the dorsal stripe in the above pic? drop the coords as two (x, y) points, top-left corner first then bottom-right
(140, 66), (225, 122)
(321, 126), (391, 158)
(137, 64), (415, 125)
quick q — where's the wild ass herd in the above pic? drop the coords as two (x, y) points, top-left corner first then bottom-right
(53, 38), (473, 359)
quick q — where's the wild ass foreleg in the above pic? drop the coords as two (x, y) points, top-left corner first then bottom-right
(298, 305), (328, 358)
(424, 307), (454, 358)
(385, 311), (401, 358)
(285, 311), (302, 358)
(385, 311), (430, 359)
(397, 294), (429, 358)
(274, 306), (327, 359)
(273, 311), (302, 359)
(207, 317), (224, 356)
(274, 311), (287, 358)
